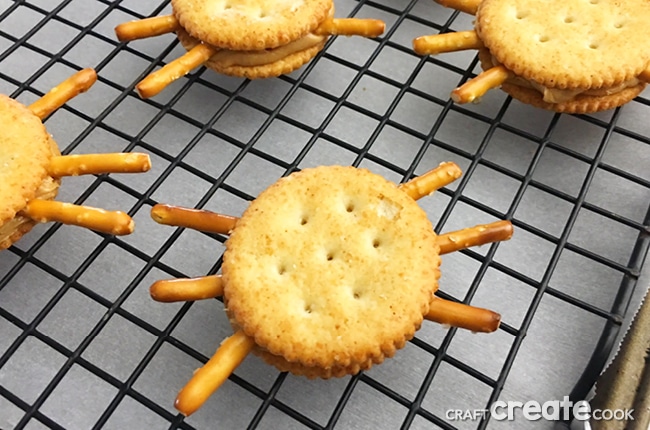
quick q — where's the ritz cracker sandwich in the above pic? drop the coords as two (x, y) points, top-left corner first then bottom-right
(115, 0), (386, 97)
(413, 0), (650, 113)
(148, 163), (513, 416)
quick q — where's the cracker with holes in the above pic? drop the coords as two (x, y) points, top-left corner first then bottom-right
(413, 0), (650, 113)
(224, 165), (441, 378)
(114, 0), (385, 98)
(148, 163), (514, 416)
(0, 69), (151, 250)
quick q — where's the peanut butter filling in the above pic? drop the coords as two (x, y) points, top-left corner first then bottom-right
(526, 77), (640, 104)
(205, 33), (326, 67)
(485, 53), (640, 103)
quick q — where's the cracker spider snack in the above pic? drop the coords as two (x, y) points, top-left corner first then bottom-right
(115, 0), (386, 98)
(0, 69), (151, 250)
(148, 163), (513, 416)
(413, 0), (650, 113)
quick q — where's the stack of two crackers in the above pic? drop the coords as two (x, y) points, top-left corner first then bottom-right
(115, 0), (385, 97)
(414, 0), (650, 113)
(149, 164), (513, 415)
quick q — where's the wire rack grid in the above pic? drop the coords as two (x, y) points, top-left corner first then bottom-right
(0, 0), (649, 429)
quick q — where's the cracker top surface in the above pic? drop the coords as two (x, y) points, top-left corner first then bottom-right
(171, 0), (333, 51)
(0, 95), (53, 224)
(223, 166), (440, 368)
(476, 0), (650, 89)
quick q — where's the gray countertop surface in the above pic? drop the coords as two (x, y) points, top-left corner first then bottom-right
(0, 0), (648, 429)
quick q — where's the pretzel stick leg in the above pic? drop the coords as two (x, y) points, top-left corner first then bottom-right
(435, 0), (481, 15)
(314, 18), (385, 38)
(49, 153), (151, 177)
(451, 65), (511, 104)
(23, 200), (134, 235)
(151, 204), (238, 234)
(398, 162), (462, 200)
(136, 44), (216, 98)
(150, 275), (224, 302)
(437, 220), (513, 255)
(175, 330), (255, 416)
(638, 67), (650, 83)
(413, 31), (481, 56)
(28, 68), (97, 120)
(426, 297), (501, 333)
(115, 15), (180, 42)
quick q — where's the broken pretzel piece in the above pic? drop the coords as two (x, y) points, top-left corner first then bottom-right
(314, 18), (385, 38)
(399, 161), (463, 200)
(23, 200), (134, 235)
(426, 297), (501, 333)
(28, 68), (97, 120)
(150, 275), (224, 302)
(413, 31), (481, 56)
(151, 204), (237, 235)
(451, 65), (511, 104)
(49, 153), (151, 177)
(115, 15), (180, 42)
(436, 0), (482, 15)
(136, 44), (216, 98)
(175, 330), (255, 417)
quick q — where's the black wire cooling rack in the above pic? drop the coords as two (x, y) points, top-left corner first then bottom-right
(1, 0), (649, 429)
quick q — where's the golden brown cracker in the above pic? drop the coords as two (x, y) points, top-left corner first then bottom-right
(475, 0), (650, 90)
(0, 102), (61, 250)
(0, 95), (54, 224)
(256, 346), (382, 379)
(222, 166), (441, 372)
(171, 0), (333, 50)
(176, 27), (327, 79)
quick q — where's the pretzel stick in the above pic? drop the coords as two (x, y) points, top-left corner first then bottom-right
(28, 68), (97, 120)
(151, 204), (238, 234)
(23, 200), (134, 235)
(438, 220), (513, 255)
(136, 44), (216, 98)
(175, 330), (255, 416)
(150, 275), (224, 302)
(314, 18), (385, 38)
(115, 15), (180, 42)
(413, 31), (481, 55)
(426, 297), (501, 333)
(49, 153), (151, 177)
(638, 67), (650, 83)
(398, 162), (462, 200)
(451, 65), (511, 103)
(435, 0), (481, 15)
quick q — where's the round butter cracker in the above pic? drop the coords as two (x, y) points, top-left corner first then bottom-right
(171, 0), (333, 50)
(0, 95), (54, 224)
(223, 166), (441, 372)
(476, 0), (650, 89)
